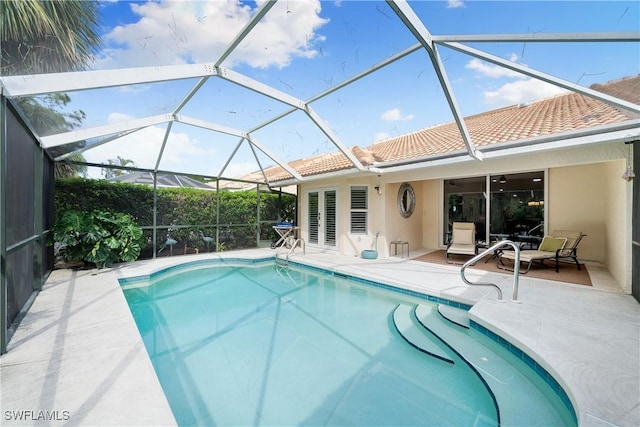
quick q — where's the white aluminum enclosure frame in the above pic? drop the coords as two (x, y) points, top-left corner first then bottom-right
(0, 0), (638, 187)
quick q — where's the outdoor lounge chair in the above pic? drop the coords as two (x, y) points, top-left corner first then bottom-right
(445, 222), (477, 264)
(498, 230), (586, 273)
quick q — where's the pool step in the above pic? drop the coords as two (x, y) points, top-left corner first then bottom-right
(415, 303), (521, 384)
(392, 304), (454, 364)
(436, 304), (470, 329)
(414, 303), (562, 426)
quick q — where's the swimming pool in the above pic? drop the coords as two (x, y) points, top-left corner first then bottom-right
(120, 258), (576, 426)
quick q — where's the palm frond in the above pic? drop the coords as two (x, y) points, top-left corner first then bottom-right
(1, 0), (101, 75)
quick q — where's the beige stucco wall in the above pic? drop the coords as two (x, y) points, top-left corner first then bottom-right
(548, 160), (630, 291)
(421, 179), (441, 250)
(384, 181), (423, 257)
(548, 165), (607, 263)
(603, 160), (632, 292)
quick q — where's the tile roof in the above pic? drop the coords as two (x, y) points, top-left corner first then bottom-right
(243, 74), (640, 184)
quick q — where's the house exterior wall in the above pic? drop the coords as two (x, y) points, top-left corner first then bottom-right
(604, 159), (632, 293)
(548, 160), (630, 292)
(384, 181), (423, 257)
(421, 180), (441, 251)
(296, 142), (632, 291)
(548, 164), (607, 263)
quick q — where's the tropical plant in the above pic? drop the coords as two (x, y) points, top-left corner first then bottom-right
(1, 0), (102, 177)
(54, 178), (297, 258)
(1, 0), (101, 75)
(52, 210), (147, 269)
(53, 153), (88, 179)
(102, 157), (137, 179)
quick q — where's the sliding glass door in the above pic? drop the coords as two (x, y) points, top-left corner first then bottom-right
(443, 171), (545, 246)
(443, 176), (487, 244)
(489, 172), (544, 242)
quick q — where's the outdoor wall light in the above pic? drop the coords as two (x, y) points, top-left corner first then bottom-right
(374, 174), (382, 195)
(622, 164), (635, 182)
(622, 137), (636, 182)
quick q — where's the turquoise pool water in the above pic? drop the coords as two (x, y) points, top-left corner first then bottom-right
(121, 260), (576, 426)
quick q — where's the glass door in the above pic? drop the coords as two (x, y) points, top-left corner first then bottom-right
(443, 171), (545, 247)
(489, 171), (544, 243)
(307, 189), (337, 248)
(443, 176), (487, 245)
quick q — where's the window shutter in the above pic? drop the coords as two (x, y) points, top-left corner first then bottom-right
(350, 186), (368, 234)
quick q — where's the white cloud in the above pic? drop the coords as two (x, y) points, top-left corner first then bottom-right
(83, 124), (216, 177)
(483, 78), (568, 106)
(381, 108), (414, 122)
(222, 161), (259, 178)
(465, 53), (566, 106)
(95, 0), (329, 70)
(466, 57), (522, 79)
(108, 112), (134, 123)
(447, 0), (464, 8)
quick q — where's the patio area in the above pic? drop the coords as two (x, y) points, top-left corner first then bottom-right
(1, 248), (638, 426)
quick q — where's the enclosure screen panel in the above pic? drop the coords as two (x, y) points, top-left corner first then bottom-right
(6, 106), (35, 246)
(43, 154), (55, 276)
(5, 104), (38, 327)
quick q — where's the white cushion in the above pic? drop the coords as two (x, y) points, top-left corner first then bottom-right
(453, 228), (474, 245)
(501, 250), (554, 262)
(448, 243), (476, 256)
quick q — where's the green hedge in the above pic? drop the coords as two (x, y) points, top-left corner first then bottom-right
(54, 178), (296, 258)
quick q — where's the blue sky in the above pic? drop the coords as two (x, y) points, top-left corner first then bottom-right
(53, 0), (639, 179)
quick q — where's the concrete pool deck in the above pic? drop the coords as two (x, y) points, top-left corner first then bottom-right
(1, 248), (638, 426)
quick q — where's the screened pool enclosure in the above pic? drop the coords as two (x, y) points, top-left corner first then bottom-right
(1, 0), (638, 353)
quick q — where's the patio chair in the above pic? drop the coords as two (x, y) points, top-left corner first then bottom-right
(445, 222), (477, 264)
(550, 230), (586, 271)
(498, 230), (586, 273)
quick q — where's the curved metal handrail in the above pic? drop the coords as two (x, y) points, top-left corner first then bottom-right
(286, 238), (305, 262)
(276, 238), (306, 266)
(460, 240), (521, 302)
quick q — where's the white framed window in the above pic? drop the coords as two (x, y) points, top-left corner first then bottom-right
(350, 186), (368, 234)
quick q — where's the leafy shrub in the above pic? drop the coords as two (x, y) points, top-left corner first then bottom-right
(52, 209), (146, 268)
(54, 177), (296, 256)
